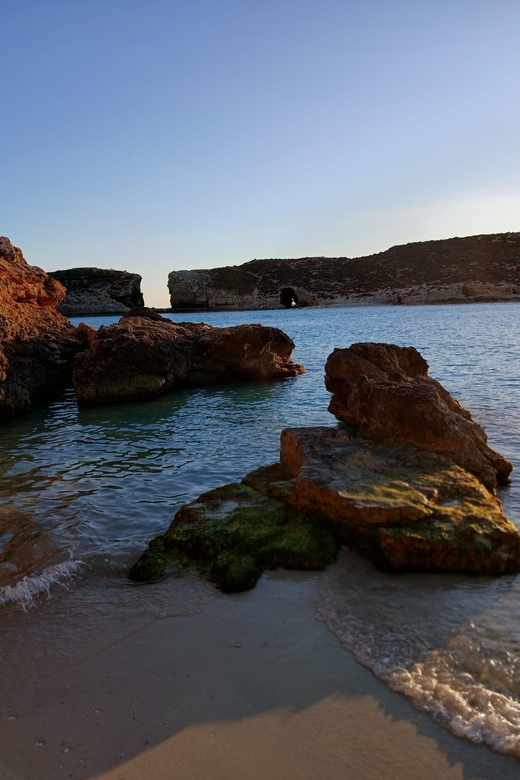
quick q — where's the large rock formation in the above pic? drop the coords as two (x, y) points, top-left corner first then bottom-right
(168, 232), (520, 310)
(130, 425), (520, 590)
(73, 308), (304, 405)
(48, 268), (144, 315)
(325, 343), (512, 491)
(253, 427), (520, 574)
(130, 344), (519, 589)
(0, 238), (84, 421)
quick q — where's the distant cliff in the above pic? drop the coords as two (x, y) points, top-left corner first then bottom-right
(168, 233), (520, 311)
(48, 268), (144, 315)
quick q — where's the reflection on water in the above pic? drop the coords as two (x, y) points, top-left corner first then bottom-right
(1, 302), (520, 756)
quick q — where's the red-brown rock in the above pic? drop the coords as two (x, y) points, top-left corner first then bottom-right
(73, 308), (304, 405)
(0, 238), (84, 421)
(325, 343), (511, 491)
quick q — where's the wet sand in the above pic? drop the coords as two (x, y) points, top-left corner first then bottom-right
(1, 570), (518, 780)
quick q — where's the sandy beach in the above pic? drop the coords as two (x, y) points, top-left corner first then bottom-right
(0, 569), (517, 780)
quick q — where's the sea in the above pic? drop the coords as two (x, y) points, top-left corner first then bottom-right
(1, 302), (520, 757)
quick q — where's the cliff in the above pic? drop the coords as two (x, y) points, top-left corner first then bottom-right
(48, 268), (144, 315)
(168, 232), (520, 310)
(0, 238), (84, 421)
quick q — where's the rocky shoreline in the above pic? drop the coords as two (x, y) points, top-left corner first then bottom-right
(168, 232), (520, 311)
(131, 343), (519, 588)
(0, 238), (303, 418)
(1, 234), (519, 590)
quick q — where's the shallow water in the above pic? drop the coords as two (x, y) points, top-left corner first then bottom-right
(1, 302), (520, 755)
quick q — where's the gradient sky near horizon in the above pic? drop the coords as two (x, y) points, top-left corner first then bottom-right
(3, 1), (520, 306)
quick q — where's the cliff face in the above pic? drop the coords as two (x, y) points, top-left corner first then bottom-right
(48, 268), (144, 315)
(168, 232), (520, 310)
(0, 238), (84, 421)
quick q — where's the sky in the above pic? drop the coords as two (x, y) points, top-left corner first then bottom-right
(2, 0), (520, 307)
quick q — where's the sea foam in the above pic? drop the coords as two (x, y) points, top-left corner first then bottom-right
(0, 560), (83, 608)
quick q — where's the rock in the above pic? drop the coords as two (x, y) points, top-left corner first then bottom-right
(73, 308), (304, 405)
(269, 427), (520, 574)
(130, 425), (520, 587)
(130, 340), (520, 586)
(0, 238), (85, 421)
(167, 232), (520, 310)
(48, 267), (144, 315)
(325, 343), (512, 491)
(129, 482), (338, 592)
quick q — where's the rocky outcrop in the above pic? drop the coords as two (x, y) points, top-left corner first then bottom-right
(48, 268), (144, 315)
(254, 427), (520, 574)
(130, 425), (520, 590)
(168, 232), (520, 310)
(325, 343), (512, 491)
(130, 344), (519, 589)
(0, 238), (85, 421)
(73, 308), (304, 405)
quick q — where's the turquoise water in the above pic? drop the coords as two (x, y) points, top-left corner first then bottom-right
(2, 303), (520, 755)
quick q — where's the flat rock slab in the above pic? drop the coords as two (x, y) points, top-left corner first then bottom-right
(273, 427), (520, 574)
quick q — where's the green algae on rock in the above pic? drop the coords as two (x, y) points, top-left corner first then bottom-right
(129, 482), (339, 592)
(130, 426), (520, 591)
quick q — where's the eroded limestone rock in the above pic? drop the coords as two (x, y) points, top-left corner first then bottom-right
(130, 425), (520, 589)
(0, 237), (85, 421)
(325, 343), (512, 491)
(73, 308), (304, 405)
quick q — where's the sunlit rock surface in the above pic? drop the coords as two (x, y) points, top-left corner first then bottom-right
(0, 237), (84, 421)
(325, 342), (512, 491)
(131, 339), (519, 586)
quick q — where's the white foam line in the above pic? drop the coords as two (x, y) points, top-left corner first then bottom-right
(0, 560), (83, 608)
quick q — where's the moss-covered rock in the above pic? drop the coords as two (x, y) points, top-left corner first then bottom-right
(129, 482), (338, 592)
(130, 426), (520, 591)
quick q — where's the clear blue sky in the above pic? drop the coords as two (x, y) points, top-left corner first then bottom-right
(2, 0), (520, 306)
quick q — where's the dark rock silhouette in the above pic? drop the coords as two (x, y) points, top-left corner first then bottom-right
(48, 267), (144, 315)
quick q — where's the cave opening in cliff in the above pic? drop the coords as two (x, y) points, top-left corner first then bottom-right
(280, 287), (298, 308)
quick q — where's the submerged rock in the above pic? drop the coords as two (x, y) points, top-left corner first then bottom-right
(48, 267), (144, 315)
(0, 237), (85, 421)
(129, 482), (338, 592)
(325, 343), (512, 491)
(73, 308), (304, 405)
